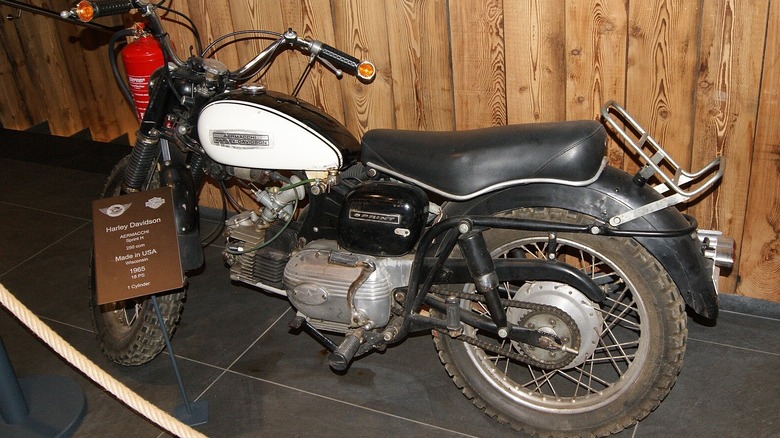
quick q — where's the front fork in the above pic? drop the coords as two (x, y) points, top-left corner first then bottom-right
(121, 70), (204, 271)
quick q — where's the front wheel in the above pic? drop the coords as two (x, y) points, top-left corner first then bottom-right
(433, 207), (687, 437)
(91, 156), (185, 366)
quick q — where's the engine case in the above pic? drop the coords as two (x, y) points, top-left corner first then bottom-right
(337, 181), (428, 256)
(283, 240), (413, 333)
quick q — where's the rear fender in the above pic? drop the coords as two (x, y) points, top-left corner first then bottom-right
(440, 166), (718, 319)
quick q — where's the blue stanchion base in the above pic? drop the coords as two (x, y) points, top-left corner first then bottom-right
(173, 399), (208, 427)
(0, 375), (86, 437)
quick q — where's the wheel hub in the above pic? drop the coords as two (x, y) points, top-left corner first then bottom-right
(517, 310), (578, 368)
(507, 281), (603, 369)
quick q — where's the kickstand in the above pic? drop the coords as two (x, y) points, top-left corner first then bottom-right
(150, 295), (208, 426)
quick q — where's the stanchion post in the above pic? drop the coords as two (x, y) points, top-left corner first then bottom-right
(0, 337), (29, 425)
(150, 295), (208, 426)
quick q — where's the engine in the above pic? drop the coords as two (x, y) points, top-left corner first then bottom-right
(224, 179), (429, 334)
(284, 240), (414, 333)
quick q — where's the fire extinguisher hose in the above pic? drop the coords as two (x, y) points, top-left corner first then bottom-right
(0, 281), (207, 438)
(109, 28), (137, 111)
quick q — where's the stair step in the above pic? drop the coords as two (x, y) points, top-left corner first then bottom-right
(69, 127), (93, 141)
(25, 121), (51, 135)
(0, 129), (131, 174)
(110, 132), (131, 146)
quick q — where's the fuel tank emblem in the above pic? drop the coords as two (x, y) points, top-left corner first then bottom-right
(211, 130), (272, 149)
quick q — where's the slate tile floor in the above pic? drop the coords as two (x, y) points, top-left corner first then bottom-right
(0, 143), (779, 437)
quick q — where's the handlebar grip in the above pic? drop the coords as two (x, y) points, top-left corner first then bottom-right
(319, 44), (360, 75)
(320, 44), (376, 82)
(73, 0), (135, 22)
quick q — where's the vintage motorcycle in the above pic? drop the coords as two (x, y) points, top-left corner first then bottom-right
(66, 1), (734, 436)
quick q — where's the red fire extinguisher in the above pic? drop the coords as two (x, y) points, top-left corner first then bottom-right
(121, 31), (165, 121)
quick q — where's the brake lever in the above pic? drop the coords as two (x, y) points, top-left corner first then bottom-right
(314, 55), (343, 79)
(302, 38), (343, 79)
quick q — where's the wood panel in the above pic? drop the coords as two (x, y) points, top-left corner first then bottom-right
(689, 0), (768, 294)
(0, 5), (65, 131)
(737, 0), (780, 303)
(53, 17), (135, 141)
(625, 0), (700, 173)
(504, 0), (565, 124)
(192, 0), (240, 66)
(565, 0), (628, 167)
(0, 18), (37, 129)
(157, 0), (201, 63)
(1, 0), (778, 304)
(19, 1), (85, 135)
(283, 0), (346, 122)
(332, 0), (395, 135)
(385, 0), (454, 131)
(449, 0), (506, 129)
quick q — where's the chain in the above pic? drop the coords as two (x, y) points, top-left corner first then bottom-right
(435, 288), (549, 312)
(432, 288), (580, 370)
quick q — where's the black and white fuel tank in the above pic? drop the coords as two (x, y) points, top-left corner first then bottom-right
(197, 86), (360, 171)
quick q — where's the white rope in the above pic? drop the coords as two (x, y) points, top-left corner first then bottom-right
(0, 282), (207, 438)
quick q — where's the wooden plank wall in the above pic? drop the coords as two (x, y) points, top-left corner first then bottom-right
(0, 0), (777, 304)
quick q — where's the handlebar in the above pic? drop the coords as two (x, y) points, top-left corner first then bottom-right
(310, 42), (376, 82)
(61, 0), (137, 22)
(62, 0), (376, 83)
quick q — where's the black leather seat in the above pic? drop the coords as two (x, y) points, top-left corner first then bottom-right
(361, 120), (607, 200)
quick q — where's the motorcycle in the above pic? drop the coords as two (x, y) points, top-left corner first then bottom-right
(66, 1), (734, 436)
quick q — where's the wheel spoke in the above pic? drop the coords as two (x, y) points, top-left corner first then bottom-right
(594, 329), (631, 376)
(521, 242), (545, 259)
(556, 369), (602, 394)
(523, 367), (559, 397)
(566, 364), (613, 389)
(121, 303), (140, 326)
(599, 293), (641, 332)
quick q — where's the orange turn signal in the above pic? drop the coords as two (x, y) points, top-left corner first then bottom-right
(357, 61), (376, 82)
(76, 1), (96, 22)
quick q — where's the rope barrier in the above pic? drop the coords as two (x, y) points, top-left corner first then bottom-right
(0, 282), (207, 438)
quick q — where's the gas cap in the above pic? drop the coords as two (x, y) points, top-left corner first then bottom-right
(241, 83), (267, 95)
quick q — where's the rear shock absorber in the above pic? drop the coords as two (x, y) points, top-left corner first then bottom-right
(458, 229), (509, 338)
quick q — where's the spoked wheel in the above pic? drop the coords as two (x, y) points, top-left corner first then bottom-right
(433, 207), (687, 437)
(90, 156), (185, 366)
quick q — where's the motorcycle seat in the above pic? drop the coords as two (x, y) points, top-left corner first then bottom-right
(360, 120), (607, 200)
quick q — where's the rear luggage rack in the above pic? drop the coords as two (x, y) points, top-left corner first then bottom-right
(600, 101), (725, 226)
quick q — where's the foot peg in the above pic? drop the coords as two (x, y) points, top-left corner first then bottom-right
(328, 330), (364, 371)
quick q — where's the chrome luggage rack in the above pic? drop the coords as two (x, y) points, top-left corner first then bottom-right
(600, 101), (725, 226)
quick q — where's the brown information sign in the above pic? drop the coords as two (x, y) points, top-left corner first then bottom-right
(92, 187), (184, 305)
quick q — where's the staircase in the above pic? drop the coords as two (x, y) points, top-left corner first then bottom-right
(0, 121), (132, 175)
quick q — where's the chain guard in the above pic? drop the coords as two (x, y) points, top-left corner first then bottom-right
(433, 289), (581, 370)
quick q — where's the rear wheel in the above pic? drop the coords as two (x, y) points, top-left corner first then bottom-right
(90, 156), (185, 366)
(433, 207), (687, 437)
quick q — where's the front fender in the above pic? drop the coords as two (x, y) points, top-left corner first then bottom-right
(441, 166), (718, 319)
